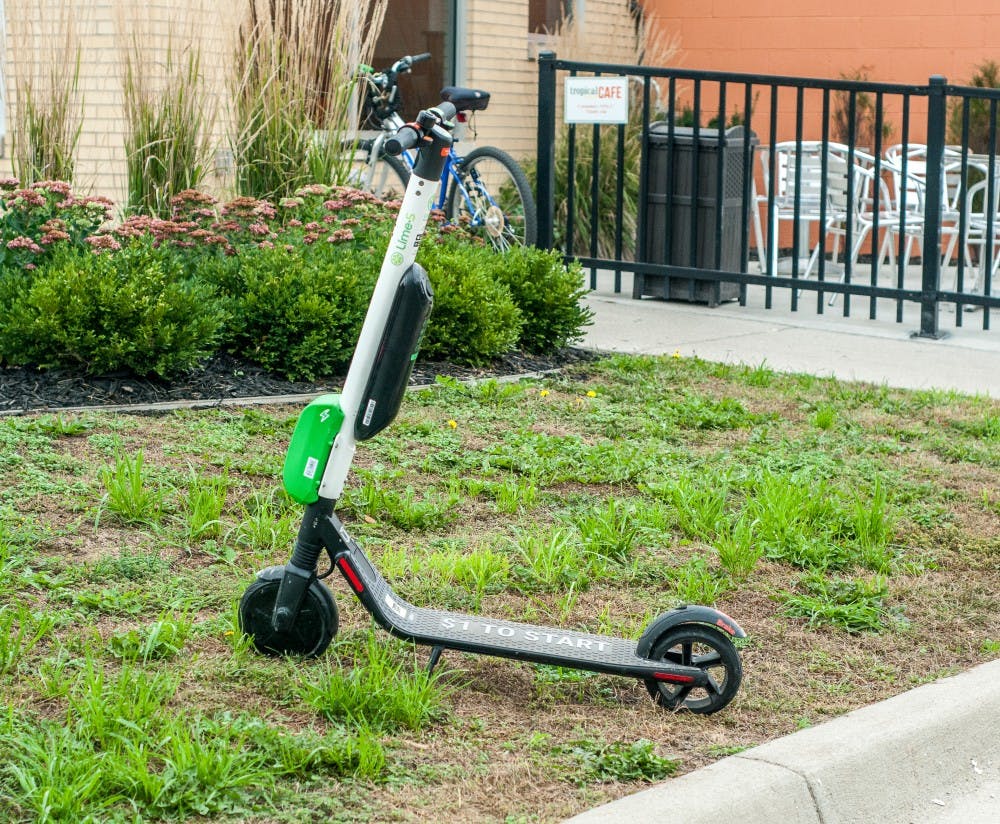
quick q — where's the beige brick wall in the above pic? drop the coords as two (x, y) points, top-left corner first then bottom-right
(1, 1), (643, 199)
(3, 0), (235, 202)
(462, 0), (646, 163)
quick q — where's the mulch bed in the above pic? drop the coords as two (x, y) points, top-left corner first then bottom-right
(0, 349), (600, 415)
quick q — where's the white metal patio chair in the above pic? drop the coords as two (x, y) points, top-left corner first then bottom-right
(752, 141), (849, 276)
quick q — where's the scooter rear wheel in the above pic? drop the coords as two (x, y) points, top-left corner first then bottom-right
(238, 575), (338, 658)
(643, 625), (742, 714)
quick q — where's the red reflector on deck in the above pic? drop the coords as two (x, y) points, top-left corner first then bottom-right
(653, 672), (696, 684)
(337, 557), (365, 593)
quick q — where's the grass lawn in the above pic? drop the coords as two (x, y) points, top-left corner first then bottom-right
(1, 353), (999, 822)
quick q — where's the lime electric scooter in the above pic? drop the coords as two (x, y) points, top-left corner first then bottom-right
(237, 99), (747, 714)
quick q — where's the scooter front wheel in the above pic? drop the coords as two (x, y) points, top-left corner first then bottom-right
(643, 625), (742, 714)
(238, 574), (338, 658)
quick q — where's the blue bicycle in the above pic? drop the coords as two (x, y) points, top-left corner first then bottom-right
(342, 53), (537, 251)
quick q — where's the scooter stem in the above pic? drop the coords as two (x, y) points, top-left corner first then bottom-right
(318, 122), (454, 501)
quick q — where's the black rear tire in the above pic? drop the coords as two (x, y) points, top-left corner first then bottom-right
(238, 575), (338, 658)
(643, 625), (742, 714)
(446, 145), (537, 251)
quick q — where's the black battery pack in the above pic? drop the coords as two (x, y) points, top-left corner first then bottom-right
(355, 263), (434, 440)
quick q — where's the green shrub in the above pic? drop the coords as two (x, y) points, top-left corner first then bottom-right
(224, 244), (376, 380)
(417, 241), (523, 365)
(948, 60), (1000, 152)
(0, 242), (224, 378)
(487, 246), (592, 351)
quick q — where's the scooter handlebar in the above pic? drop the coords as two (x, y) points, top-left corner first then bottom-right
(384, 102), (458, 156)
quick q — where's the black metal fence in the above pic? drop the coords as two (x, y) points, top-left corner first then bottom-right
(535, 53), (1000, 336)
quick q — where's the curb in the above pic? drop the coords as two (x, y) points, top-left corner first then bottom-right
(0, 369), (557, 418)
(566, 658), (1000, 824)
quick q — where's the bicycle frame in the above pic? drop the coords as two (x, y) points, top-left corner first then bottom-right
(352, 64), (511, 229)
(360, 119), (478, 214)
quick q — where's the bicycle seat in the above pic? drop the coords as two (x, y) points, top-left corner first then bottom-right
(440, 86), (490, 113)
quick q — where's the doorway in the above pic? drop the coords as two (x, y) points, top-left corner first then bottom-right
(371, 0), (459, 114)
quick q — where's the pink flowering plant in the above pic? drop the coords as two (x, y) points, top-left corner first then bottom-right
(0, 178), (114, 269)
(0, 181), (589, 379)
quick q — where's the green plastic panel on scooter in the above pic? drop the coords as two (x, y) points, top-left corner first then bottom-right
(282, 394), (345, 504)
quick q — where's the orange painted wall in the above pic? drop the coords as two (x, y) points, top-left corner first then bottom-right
(640, 1), (1000, 144)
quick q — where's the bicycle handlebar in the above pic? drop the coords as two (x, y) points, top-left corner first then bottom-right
(389, 52), (432, 78)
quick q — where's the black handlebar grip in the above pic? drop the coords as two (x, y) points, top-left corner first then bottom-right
(385, 125), (421, 156)
(432, 101), (457, 123)
(410, 52), (432, 64)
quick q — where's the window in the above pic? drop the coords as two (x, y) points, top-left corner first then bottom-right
(529, 0), (571, 34)
(371, 0), (457, 113)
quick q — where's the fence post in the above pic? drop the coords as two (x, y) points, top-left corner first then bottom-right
(536, 51), (557, 251)
(918, 75), (947, 339)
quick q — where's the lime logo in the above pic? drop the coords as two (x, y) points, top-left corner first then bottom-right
(390, 251), (404, 266)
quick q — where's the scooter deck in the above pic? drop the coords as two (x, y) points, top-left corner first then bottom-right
(335, 544), (708, 684)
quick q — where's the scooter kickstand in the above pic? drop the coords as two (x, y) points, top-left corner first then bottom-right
(426, 645), (444, 674)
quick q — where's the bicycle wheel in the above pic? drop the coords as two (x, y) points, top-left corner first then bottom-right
(446, 145), (537, 251)
(338, 139), (410, 200)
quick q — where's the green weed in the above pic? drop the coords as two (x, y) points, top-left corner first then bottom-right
(0, 604), (56, 674)
(781, 573), (896, 633)
(107, 615), (192, 662)
(31, 413), (94, 437)
(812, 405), (836, 430)
(646, 473), (730, 541)
(90, 547), (170, 582)
(181, 467), (230, 540)
(490, 476), (540, 514)
(299, 631), (451, 732)
(980, 638), (1000, 655)
(714, 516), (764, 579)
(566, 738), (679, 783)
(227, 489), (299, 557)
(350, 483), (460, 531)
(510, 527), (592, 593)
(96, 449), (166, 526)
(668, 557), (730, 604)
(572, 498), (639, 564)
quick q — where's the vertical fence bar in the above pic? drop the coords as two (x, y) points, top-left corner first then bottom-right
(791, 87), (805, 310)
(844, 90), (857, 319)
(766, 84), (778, 308)
(536, 52), (557, 252)
(589, 115), (601, 288)
(871, 91), (885, 320)
(917, 76), (946, 339)
(633, 76), (653, 299)
(613, 117), (625, 294)
(984, 99), (997, 331)
(740, 83), (754, 306)
(715, 82), (727, 272)
(818, 89), (831, 313)
(895, 95), (911, 322)
(956, 99), (972, 324)
(688, 79), (703, 303)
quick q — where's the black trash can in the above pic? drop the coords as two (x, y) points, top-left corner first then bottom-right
(635, 123), (758, 306)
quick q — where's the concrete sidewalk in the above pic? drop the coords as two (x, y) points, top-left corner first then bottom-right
(567, 659), (1000, 824)
(568, 275), (1000, 823)
(581, 273), (1000, 398)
